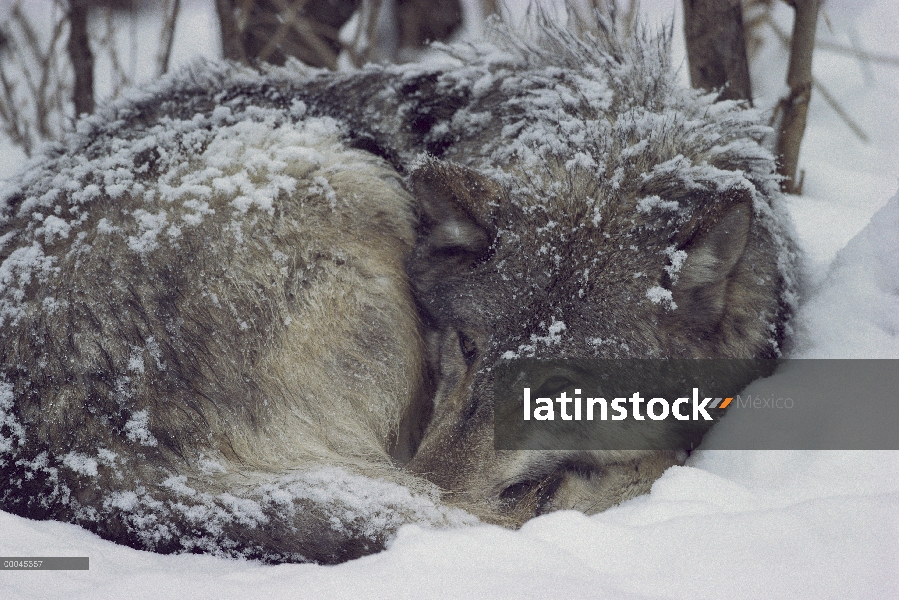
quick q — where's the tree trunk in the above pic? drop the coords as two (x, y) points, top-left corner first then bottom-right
(682, 0), (753, 103)
(776, 0), (821, 194)
(397, 0), (463, 49)
(67, 0), (94, 116)
(214, 0), (247, 63)
(215, 0), (359, 68)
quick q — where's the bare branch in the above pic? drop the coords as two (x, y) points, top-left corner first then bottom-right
(815, 38), (899, 67)
(156, 0), (181, 76)
(481, 0), (500, 18)
(289, 16), (340, 69)
(217, 0), (360, 68)
(0, 61), (33, 155)
(36, 13), (69, 137)
(11, 4), (46, 115)
(0, 1), (71, 152)
(620, 0), (640, 33)
(96, 7), (134, 97)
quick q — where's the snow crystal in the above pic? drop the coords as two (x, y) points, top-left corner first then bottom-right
(41, 296), (62, 314)
(0, 242), (57, 326)
(61, 452), (99, 477)
(564, 151), (597, 171)
(0, 380), (24, 458)
(145, 337), (164, 371)
(124, 410), (158, 447)
(451, 109), (493, 133)
(663, 245), (688, 282)
(503, 319), (568, 358)
(35, 214), (72, 243)
(310, 175), (338, 209)
(636, 195), (680, 213)
(96, 217), (119, 234)
(127, 209), (169, 254)
(181, 199), (215, 225)
(257, 467), (476, 539)
(646, 285), (676, 310)
(105, 491), (139, 512)
(127, 347), (146, 374)
(96, 448), (118, 465)
(217, 494), (267, 527)
(532, 319), (566, 346)
(163, 476), (198, 497)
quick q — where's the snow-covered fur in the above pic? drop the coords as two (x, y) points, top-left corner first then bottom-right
(0, 14), (796, 563)
(404, 21), (797, 516)
(0, 113), (474, 563)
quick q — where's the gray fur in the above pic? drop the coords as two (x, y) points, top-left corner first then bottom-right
(399, 22), (795, 520)
(0, 14), (796, 563)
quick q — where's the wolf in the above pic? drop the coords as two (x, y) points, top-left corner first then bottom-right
(0, 14), (795, 563)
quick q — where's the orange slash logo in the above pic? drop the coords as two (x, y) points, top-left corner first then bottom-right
(710, 397), (733, 409)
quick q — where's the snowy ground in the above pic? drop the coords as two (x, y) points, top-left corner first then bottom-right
(1, 1), (898, 598)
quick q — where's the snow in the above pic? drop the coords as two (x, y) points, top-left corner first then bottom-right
(61, 453), (99, 478)
(1, 0), (898, 598)
(645, 285), (675, 310)
(123, 410), (158, 447)
(792, 192), (899, 358)
(501, 318), (569, 358)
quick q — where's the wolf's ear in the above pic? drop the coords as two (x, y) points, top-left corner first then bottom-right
(671, 195), (753, 333)
(410, 158), (504, 258)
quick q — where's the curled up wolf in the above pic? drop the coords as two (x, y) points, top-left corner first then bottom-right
(0, 16), (795, 563)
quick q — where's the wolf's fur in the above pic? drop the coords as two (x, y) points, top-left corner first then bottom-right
(0, 14), (795, 562)
(398, 22), (795, 518)
(0, 115), (476, 563)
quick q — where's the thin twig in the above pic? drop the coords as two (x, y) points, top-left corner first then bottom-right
(37, 14), (68, 135)
(255, 0), (295, 63)
(291, 16), (340, 68)
(0, 62), (32, 155)
(809, 72), (870, 143)
(766, 10), (899, 67)
(766, 15), (870, 144)
(11, 5), (45, 118)
(815, 38), (899, 67)
(482, 0), (500, 18)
